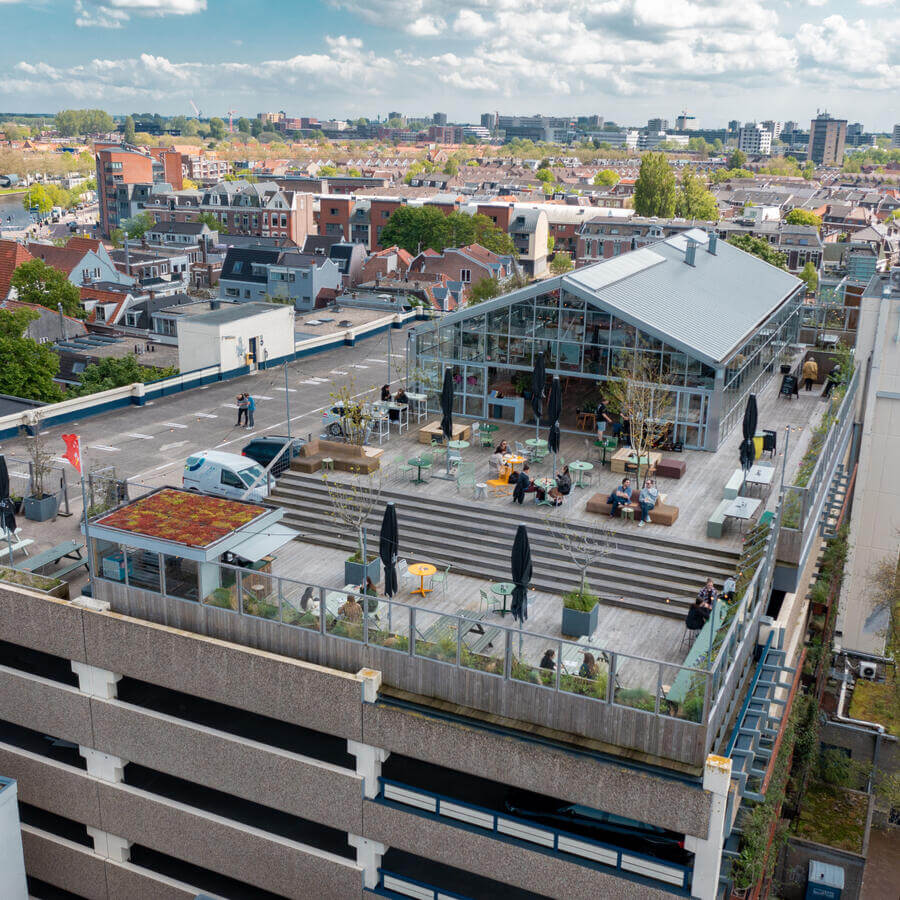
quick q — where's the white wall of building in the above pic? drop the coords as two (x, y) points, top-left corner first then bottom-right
(0, 779), (27, 900)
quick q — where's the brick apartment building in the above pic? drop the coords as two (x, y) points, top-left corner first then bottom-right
(181, 153), (229, 183)
(95, 146), (154, 237)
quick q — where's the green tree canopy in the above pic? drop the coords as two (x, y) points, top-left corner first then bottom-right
(785, 208), (822, 227)
(727, 234), (787, 270)
(54, 109), (114, 137)
(633, 152), (676, 217)
(196, 211), (225, 233)
(592, 169), (619, 187)
(123, 115), (135, 144)
(535, 168), (554, 184)
(10, 258), (82, 316)
(550, 252), (574, 275)
(69, 354), (178, 397)
(675, 169), (719, 221)
(711, 167), (755, 184)
(122, 211), (155, 239)
(236, 117), (251, 135)
(380, 207), (515, 256)
(799, 261), (818, 294)
(801, 161), (815, 180)
(467, 277), (501, 306)
(0, 308), (62, 402)
(318, 164), (338, 176)
(208, 117), (226, 140)
(22, 184), (51, 215)
(727, 148), (747, 170)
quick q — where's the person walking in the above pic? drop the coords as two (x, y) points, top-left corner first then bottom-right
(801, 357), (818, 392)
(822, 365), (841, 399)
(246, 394), (255, 429)
(236, 393), (248, 427)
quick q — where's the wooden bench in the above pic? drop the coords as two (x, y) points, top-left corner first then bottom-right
(724, 469), (744, 500)
(417, 420), (471, 445)
(290, 438), (381, 475)
(17, 540), (86, 577)
(707, 499), (732, 539)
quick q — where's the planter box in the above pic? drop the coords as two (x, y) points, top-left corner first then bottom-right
(562, 603), (599, 638)
(24, 494), (58, 522)
(0, 569), (69, 600)
(344, 556), (381, 587)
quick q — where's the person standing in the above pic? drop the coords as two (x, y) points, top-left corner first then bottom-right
(822, 365), (841, 399)
(801, 357), (818, 392)
(236, 393), (248, 427)
(246, 394), (255, 429)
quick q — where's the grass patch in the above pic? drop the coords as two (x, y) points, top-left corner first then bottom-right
(794, 781), (867, 853)
(849, 677), (899, 737)
(0, 565), (64, 592)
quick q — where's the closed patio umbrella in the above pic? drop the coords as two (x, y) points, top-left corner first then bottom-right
(379, 502), (398, 599)
(0, 456), (16, 563)
(510, 524), (532, 626)
(440, 368), (455, 474)
(546, 376), (562, 470)
(739, 394), (758, 472)
(531, 353), (545, 439)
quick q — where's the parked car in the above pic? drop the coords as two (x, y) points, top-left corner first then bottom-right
(321, 402), (371, 442)
(182, 450), (269, 501)
(503, 794), (689, 865)
(240, 435), (304, 476)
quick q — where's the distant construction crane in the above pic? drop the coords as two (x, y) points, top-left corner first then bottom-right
(189, 99), (202, 119)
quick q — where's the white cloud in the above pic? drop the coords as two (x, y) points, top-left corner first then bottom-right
(801, 0), (827, 6)
(75, 0), (205, 28)
(453, 9), (491, 37)
(406, 15), (445, 36)
(857, 0), (894, 5)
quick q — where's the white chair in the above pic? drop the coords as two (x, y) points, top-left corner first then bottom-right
(0, 527), (33, 560)
(447, 449), (462, 468)
(397, 559), (411, 590)
(514, 440), (531, 460)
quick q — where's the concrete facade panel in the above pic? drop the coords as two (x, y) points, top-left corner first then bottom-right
(80, 603), (364, 741)
(364, 801), (679, 900)
(0, 744), (102, 827)
(90, 698), (364, 833)
(104, 860), (208, 900)
(0, 586), (87, 662)
(0, 666), (94, 747)
(21, 826), (108, 900)
(363, 702), (710, 838)
(96, 781), (364, 900)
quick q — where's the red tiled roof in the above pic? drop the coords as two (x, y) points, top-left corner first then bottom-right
(25, 243), (86, 275)
(66, 236), (103, 254)
(0, 240), (35, 299)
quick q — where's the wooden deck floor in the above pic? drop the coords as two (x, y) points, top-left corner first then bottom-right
(269, 539), (689, 692)
(327, 355), (826, 553)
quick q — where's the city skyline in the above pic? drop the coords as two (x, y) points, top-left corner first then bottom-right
(0, 0), (898, 129)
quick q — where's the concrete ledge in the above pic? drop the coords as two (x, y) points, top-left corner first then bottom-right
(363, 701), (711, 839)
(363, 800), (678, 900)
(0, 743), (102, 828)
(0, 665), (94, 747)
(0, 585), (88, 662)
(21, 826), (107, 900)
(90, 697), (365, 833)
(97, 781), (364, 900)
(81, 600), (366, 741)
(104, 858), (215, 900)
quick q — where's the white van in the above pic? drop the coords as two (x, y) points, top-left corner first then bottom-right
(182, 450), (269, 501)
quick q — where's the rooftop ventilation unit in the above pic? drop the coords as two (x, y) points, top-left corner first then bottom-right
(684, 239), (698, 267)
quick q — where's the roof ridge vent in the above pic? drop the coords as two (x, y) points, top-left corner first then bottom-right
(684, 238), (698, 267)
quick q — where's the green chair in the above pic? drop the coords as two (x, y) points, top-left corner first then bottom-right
(480, 588), (500, 614)
(480, 430), (494, 449)
(456, 461), (476, 494)
(429, 565), (450, 599)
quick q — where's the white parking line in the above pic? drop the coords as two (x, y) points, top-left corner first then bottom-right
(330, 370), (348, 376)
(253, 395), (273, 400)
(365, 358), (384, 363)
(195, 413), (217, 418)
(162, 422), (188, 429)
(160, 441), (188, 452)
(90, 444), (120, 452)
(351, 364), (369, 369)
(221, 403), (239, 409)
(124, 433), (153, 440)
(274, 387), (297, 393)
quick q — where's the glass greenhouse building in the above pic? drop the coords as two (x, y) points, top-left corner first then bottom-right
(410, 230), (805, 451)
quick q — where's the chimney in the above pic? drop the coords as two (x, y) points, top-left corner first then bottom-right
(684, 238), (698, 267)
(707, 231), (718, 255)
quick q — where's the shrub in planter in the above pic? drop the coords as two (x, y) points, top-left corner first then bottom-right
(206, 587), (236, 610)
(0, 565), (68, 600)
(562, 587), (599, 637)
(460, 647), (503, 675)
(344, 552), (380, 587)
(615, 687), (655, 712)
(560, 671), (608, 700)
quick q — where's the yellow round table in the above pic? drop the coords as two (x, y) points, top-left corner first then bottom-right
(408, 562), (436, 596)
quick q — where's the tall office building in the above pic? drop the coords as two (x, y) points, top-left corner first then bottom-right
(480, 112), (498, 131)
(760, 121), (783, 140)
(737, 123), (772, 157)
(892, 124), (900, 149)
(727, 120), (741, 133)
(433, 112), (447, 126)
(807, 112), (847, 165)
(675, 113), (696, 131)
(647, 118), (669, 133)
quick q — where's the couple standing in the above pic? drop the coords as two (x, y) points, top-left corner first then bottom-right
(236, 393), (255, 429)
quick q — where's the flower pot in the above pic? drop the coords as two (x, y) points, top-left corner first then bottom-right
(344, 556), (381, 587)
(562, 602), (599, 638)
(24, 494), (58, 522)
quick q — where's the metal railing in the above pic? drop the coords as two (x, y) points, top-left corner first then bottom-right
(378, 777), (691, 891)
(798, 303), (859, 342)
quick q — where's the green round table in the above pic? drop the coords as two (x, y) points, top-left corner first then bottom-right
(480, 422), (498, 433)
(491, 582), (515, 617)
(407, 456), (433, 484)
(448, 440), (470, 450)
(569, 460), (594, 488)
(525, 438), (547, 449)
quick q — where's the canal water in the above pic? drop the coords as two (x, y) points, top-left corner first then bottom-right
(0, 192), (33, 228)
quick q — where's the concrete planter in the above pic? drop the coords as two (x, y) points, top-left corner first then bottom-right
(344, 556), (381, 587)
(562, 602), (599, 638)
(24, 494), (58, 522)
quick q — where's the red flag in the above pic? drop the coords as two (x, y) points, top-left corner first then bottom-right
(61, 434), (82, 474)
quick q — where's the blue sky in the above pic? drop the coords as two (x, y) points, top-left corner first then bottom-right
(1, 0), (898, 130)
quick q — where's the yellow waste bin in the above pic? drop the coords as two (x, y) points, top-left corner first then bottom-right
(753, 434), (764, 459)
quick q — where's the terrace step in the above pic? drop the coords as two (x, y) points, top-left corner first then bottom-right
(270, 472), (741, 619)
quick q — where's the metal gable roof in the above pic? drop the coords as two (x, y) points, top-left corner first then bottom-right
(564, 229), (802, 365)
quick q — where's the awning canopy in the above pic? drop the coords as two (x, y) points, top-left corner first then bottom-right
(227, 523), (299, 563)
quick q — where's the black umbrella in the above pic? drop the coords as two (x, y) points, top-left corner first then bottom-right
(0, 455), (16, 563)
(379, 502), (398, 599)
(546, 376), (562, 457)
(531, 353), (545, 438)
(440, 368), (454, 441)
(510, 524), (532, 625)
(739, 394), (758, 471)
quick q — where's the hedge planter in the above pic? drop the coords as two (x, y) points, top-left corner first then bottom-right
(0, 566), (69, 600)
(562, 602), (599, 638)
(344, 555), (380, 587)
(24, 494), (58, 522)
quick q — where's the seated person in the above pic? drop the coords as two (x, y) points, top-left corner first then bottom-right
(685, 598), (710, 631)
(512, 464), (534, 504)
(638, 478), (659, 527)
(395, 388), (409, 406)
(546, 465), (572, 505)
(578, 652), (599, 681)
(494, 440), (510, 456)
(380, 384), (391, 402)
(339, 594), (363, 623)
(364, 576), (378, 597)
(697, 577), (717, 610)
(607, 478), (633, 516)
(539, 648), (556, 671)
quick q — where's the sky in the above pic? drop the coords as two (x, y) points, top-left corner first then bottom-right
(1, 0), (898, 130)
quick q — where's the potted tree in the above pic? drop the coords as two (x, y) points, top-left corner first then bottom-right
(21, 415), (58, 522)
(323, 464), (383, 586)
(562, 586), (600, 638)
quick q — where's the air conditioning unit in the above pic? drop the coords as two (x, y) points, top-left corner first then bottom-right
(859, 661), (877, 680)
